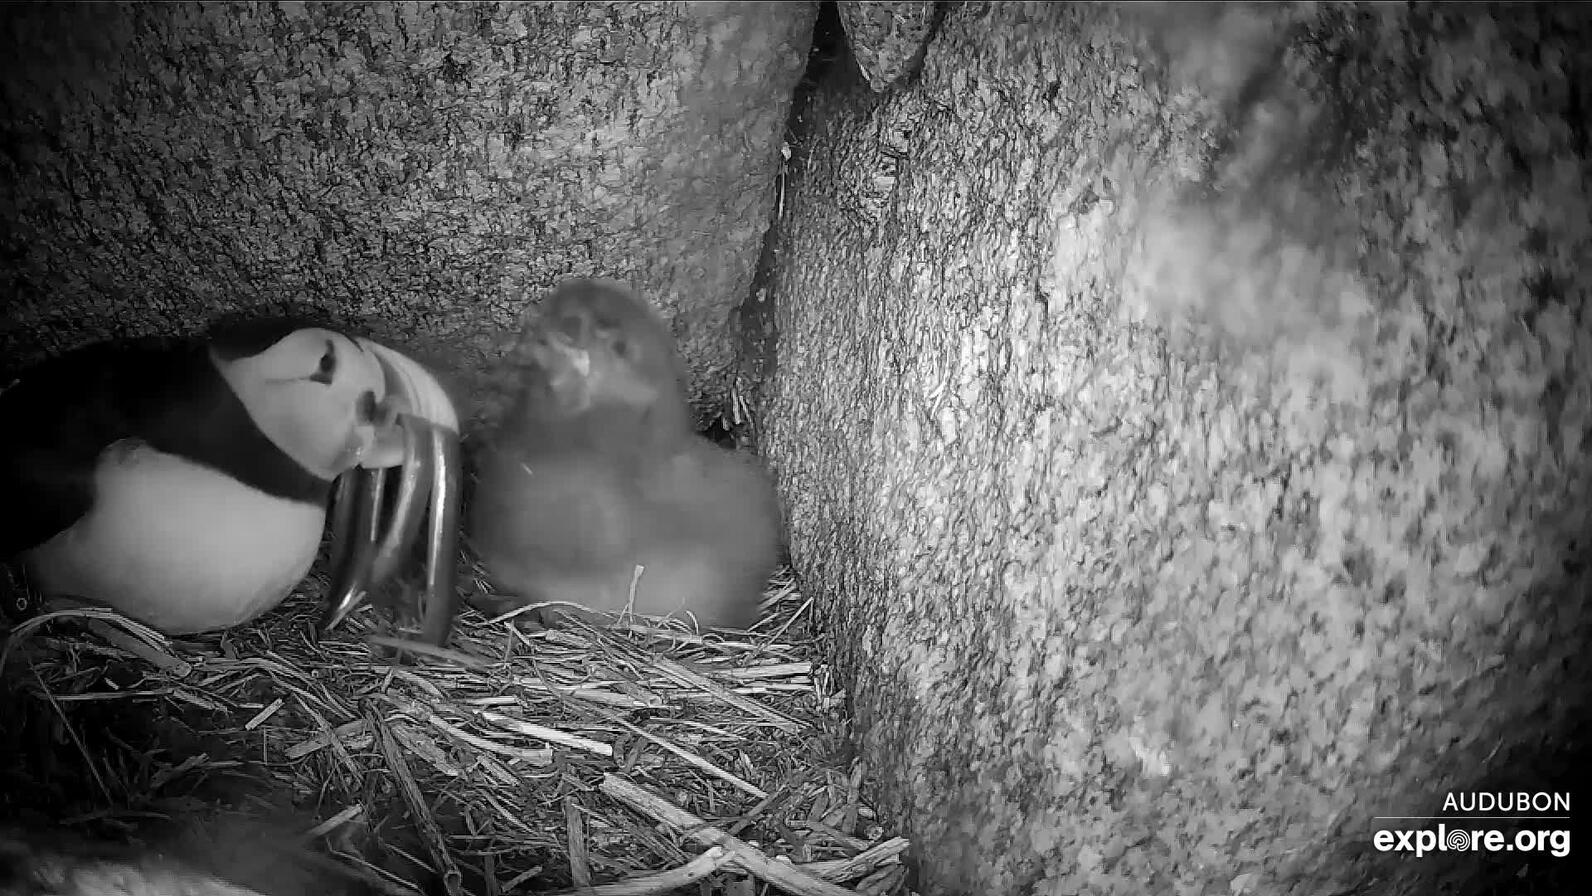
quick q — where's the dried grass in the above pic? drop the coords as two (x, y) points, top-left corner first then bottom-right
(0, 564), (912, 896)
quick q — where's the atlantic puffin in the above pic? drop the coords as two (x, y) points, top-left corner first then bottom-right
(465, 279), (783, 630)
(0, 318), (461, 639)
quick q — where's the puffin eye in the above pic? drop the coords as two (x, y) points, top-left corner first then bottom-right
(311, 340), (337, 384)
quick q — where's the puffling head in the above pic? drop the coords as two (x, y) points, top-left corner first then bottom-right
(527, 279), (690, 416)
(209, 324), (409, 481)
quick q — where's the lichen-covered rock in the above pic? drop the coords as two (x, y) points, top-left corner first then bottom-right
(763, 2), (1591, 893)
(0, 0), (814, 428)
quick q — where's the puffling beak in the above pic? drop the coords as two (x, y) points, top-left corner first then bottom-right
(530, 330), (591, 394)
(564, 342), (591, 379)
(323, 340), (462, 647)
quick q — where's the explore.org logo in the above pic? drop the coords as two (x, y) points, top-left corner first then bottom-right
(1373, 792), (1571, 860)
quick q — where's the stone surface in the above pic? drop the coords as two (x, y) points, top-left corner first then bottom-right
(834, 0), (937, 92)
(761, 2), (1592, 893)
(0, 0), (815, 429)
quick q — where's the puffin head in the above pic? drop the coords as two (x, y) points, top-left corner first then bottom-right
(207, 324), (415, 479)
(206, 318), (462, 645)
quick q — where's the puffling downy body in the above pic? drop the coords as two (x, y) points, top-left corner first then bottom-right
(0, 320), (462, 638)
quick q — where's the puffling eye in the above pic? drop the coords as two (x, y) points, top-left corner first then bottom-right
(311, 340), (337, 384)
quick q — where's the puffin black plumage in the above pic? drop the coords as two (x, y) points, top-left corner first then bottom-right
(0, 319), (462, 638)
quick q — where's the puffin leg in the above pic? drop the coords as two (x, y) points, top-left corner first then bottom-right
(418, 423), (462, 646)
(326, 467), (363, 583)
(322, 416), (461, 646)
(368, 418), (430, 588)
(354, 419), (461, 647)
(323, 466), (387, 631)
(325, 338), (463, 645)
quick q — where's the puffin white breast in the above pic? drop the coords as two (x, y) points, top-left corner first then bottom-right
(24, 441), (327, 634)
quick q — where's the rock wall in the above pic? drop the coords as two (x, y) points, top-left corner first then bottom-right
(0, 0), (814, 427)
(762, 2), (1592, 893)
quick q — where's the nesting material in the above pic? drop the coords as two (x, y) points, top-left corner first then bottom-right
(0, 566), (912, 895)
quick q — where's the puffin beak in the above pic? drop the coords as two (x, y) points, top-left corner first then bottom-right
(356, 393), (413, 470)
(323, 341), (462, 647)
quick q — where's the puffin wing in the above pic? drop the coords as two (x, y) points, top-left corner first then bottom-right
(0, 337), (196, 559)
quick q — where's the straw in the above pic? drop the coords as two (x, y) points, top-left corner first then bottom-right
(0, 564), (914, 894)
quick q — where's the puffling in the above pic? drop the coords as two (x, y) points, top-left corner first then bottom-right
(0, 319), (462, 639)
(465, 279), (784, 631)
